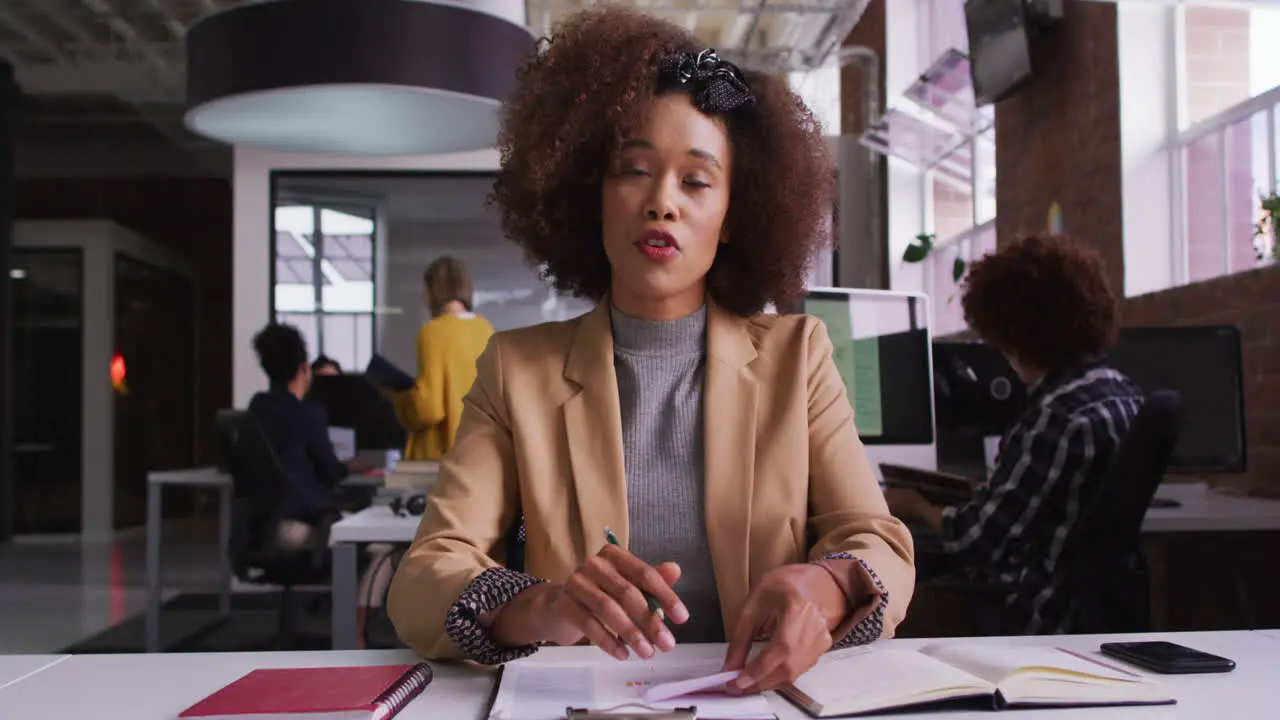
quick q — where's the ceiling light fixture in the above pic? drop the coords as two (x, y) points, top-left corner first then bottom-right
(184, 0), (535, 156)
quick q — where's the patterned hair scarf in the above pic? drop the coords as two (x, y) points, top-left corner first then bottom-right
(658, 48), (756, 113)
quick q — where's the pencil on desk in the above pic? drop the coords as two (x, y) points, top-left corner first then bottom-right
(603, 526), (666, 621)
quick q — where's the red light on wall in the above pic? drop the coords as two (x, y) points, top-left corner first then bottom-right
(111, 352), (128, 395)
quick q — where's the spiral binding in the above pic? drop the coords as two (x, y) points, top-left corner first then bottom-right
(371, 663), (433, 720)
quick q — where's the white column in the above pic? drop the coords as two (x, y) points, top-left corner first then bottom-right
(81, 240), (114, 540)
(1119, 4), (1178, 296)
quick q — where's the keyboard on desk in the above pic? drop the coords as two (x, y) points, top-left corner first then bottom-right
(880, 463), (975, 505)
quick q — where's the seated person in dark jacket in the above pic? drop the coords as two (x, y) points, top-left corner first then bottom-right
(248, 323), (364, 525)
(886, 234), (1145, 634)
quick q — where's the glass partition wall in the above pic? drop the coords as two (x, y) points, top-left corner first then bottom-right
(9, 222), (196, 537)
(11, 248), (84, 534)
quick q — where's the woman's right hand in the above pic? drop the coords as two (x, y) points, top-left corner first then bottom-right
(492, 544), (688, 660)
(544, 545), (688, 659)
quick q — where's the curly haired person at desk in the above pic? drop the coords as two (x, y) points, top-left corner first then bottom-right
(886, 235), (1144, 635)
(387, 7), (915, 695)
(248, 323), (369, 523)
(248, 323), (390, 646)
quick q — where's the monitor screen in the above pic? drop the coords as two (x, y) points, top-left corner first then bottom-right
(965, 0), (1034, 106)
(1108, 326), (1246, 473)
(932, 340), (1026, 433)
(804, 289), (935, 445)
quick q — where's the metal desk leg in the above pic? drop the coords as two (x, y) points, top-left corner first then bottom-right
(332, 542), (359, 650)
(218, 484), (233, 616)
(145, 482), (163, 653)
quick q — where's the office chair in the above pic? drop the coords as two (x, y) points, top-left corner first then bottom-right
(216, 409), (333, 649)
(908, 390), (1183, 636)
(1060, 389), (1183, 633)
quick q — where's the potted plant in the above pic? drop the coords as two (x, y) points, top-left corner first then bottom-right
(902, 232), (967, 282)
(1253, 191), (1279, 263)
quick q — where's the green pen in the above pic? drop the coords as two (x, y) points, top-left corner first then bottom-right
(603, 526), (665, 621)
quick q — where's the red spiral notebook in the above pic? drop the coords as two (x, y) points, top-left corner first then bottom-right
(179, 663), (432, 720)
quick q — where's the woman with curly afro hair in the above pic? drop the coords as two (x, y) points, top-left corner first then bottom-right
(886, 234), (1145, 635)
(388, 6), (915, 689)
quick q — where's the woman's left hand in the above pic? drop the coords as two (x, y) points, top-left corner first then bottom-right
(721, 564), (848, 695)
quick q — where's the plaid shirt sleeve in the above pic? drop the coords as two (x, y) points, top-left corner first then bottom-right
(939, 406), (1093, 568)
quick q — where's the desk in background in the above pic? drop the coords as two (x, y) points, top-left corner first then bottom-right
(329, 506), (421, 649)
(145, 467), (398, 653)
(0, 655), (68, 691)
(0, 631), (1276, 718)
(1144, 483), (1280, 533)
(146, 467), (233, 654)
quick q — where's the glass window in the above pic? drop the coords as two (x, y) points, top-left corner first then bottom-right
(274, 206), (317, 313)
(1182, 6), (1280, 127)
(919, 0), (968, 70)
(932, 176), (974, 242)
(318, 208), (375, 313)
(1226, 113), (1271, 271)
(1183, 131), (1227, 282)
(320, 314), (374, 372)
(974, 132), (997, 224)
(272, 202), (377, 370)
(929, 242), (965, 336)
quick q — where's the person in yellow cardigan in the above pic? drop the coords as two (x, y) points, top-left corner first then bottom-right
(391, 256), (494, 461)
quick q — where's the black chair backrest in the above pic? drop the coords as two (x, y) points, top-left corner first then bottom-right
(215, 409), (292, 573)
(1065, 390), (1183, 632)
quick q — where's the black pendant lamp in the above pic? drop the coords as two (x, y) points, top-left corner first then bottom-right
(184, 0), (535, 156)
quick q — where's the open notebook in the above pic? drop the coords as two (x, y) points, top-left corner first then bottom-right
(780, 644), (1174, 717)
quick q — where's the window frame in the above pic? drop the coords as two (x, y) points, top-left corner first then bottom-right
(1169, 5), (1280, 288)
(269, 185), (380, 364)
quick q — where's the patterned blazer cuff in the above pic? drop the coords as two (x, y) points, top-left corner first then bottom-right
(812, 551), (888, 649)
(444, 567), (547, 665)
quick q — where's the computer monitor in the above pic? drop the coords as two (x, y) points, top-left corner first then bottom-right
(803, 288), (937, 481)
(931, 340), (1025, 475)
(965, 0), (1035, 106)
(306, 374), (406, 451)
(1108, 326), (1246, 474)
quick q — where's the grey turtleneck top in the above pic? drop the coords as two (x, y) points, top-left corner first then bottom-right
(609, 304), (723, 644)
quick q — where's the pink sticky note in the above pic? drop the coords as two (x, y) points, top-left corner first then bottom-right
(642, 670), (741, 703)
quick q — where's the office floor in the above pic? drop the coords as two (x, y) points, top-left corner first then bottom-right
(0, 517), (223, 654)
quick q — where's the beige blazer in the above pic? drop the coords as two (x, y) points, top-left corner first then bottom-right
(387, 300), (915, 659)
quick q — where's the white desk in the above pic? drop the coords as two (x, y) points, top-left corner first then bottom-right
(147, 469), (395, 653)
(0, 655), (68, 691)
(1144, 483), (1280, 533)
(0, 632), (1275, 718)
(329, 505), (421, 649)
(146, 467), (235, 654)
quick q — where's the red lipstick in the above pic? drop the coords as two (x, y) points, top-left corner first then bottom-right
(635, 229), (680, 262)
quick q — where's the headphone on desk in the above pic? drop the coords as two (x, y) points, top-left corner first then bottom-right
(390, 493), (427, 517)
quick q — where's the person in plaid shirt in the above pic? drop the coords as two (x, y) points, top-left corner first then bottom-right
(887, 234), (1143, 634)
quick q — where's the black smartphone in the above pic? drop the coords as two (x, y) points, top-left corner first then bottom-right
(1099, 641), (1236, 674)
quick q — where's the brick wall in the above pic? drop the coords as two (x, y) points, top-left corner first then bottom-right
(1184, 8), (1253, 126)
(994, 1), (1125, 293)
(15, 178), (233, 468)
